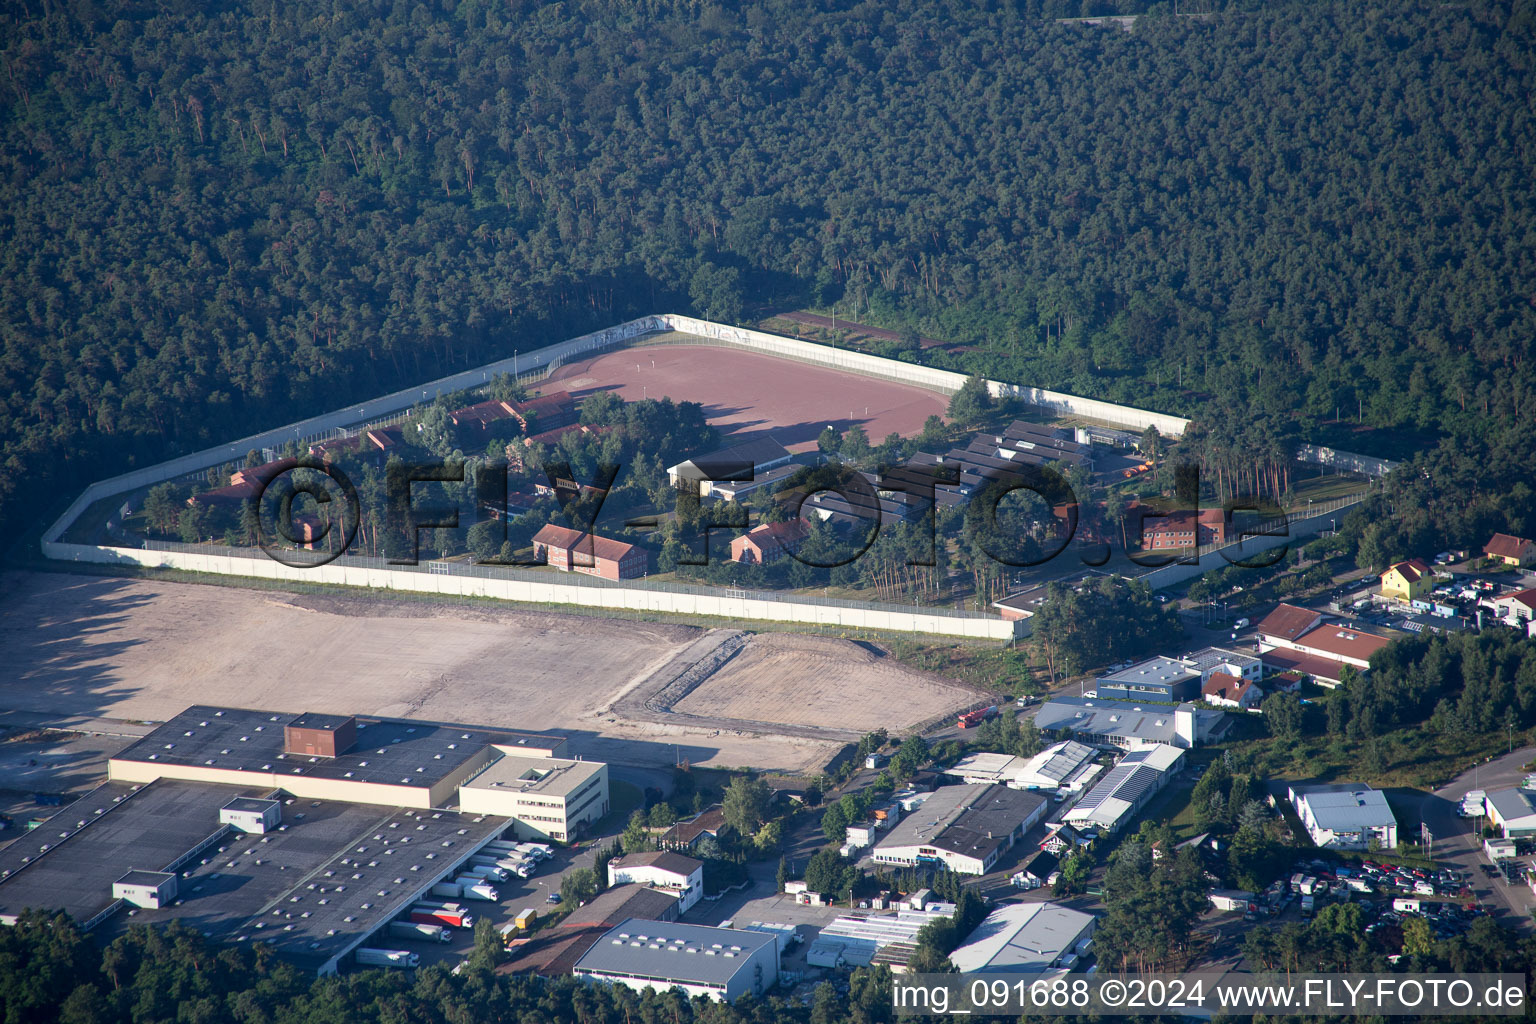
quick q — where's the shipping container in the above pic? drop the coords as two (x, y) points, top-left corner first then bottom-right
(454, 878), (499, 901)
(356, 948), (420, 968)
(463, 862), (509, 882)
(514, 908), (537, 930)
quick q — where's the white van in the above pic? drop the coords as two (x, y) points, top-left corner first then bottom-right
(1233, 617), (1250, 629)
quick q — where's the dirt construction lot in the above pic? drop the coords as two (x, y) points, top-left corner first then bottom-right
(0, 572), (975, 773)
(673, 633), (974, 732)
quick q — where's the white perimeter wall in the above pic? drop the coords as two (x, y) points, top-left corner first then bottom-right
(40, 539), (1020, 640)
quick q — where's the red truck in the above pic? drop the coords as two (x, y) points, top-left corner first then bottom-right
(411, 905), (474, 929)
(957, 706), (998, 729)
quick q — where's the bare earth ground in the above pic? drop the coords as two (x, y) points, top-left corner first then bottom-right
(542, 335), (950, 450)
(0, 572), (975, 773)
(672, 633), (977, 732)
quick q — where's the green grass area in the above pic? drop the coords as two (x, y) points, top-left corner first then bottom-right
(1217, 725), (1514, 792)
(885, 639), (1044, 693)
(1144, 780), (1203, 843)
(1287, 469), (1374, 506)
(58, 489), (138, 545)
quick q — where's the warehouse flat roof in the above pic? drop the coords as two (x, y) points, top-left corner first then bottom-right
(1099, 657), (1200, 687)
(561, 883), (681, 928)
(0, 781), (263, 924)
(104, 794), (507, 970)
(576, 919), (776, 987)
(875, 785), (1046, 862)
(949, 902), (1095, 974)
(112, 705), (561, 789)
(1290, 783), (1397, 831)
(0, 775), (509, 971)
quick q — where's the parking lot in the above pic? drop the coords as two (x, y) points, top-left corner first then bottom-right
(374, 842), (587, 971)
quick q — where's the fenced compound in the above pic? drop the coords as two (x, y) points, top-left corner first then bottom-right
(40, 314), (1385, 637)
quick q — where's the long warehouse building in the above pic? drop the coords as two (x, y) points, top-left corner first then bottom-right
(0, 704), (610, 974)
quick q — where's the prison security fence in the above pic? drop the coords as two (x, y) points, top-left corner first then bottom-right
(1131, 491), (1370, 591)
(40, 537), (1022, 641)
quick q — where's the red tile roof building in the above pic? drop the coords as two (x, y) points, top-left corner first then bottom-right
(1201, 672), (1262, 709)
(1255, 603), (1329, 645)
(729, 520), (810, 564)
(1256, 601), (1390, 678)
(450, 399), (518, 432)
(531, 524), (647, 580)
(1287, 623), (1391, 669)
(1492, 588), (1536, 622)
(511, 393), (577, 432)
(1140, 508), (1228, 550)
(1259, 649), (1354, 688)
(1485, 533), (1536, 567)
(187, 458), (299, 508)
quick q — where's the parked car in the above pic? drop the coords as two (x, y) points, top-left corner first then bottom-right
(546, 892), (562, 904)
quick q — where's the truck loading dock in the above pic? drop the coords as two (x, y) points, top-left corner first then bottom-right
(0, 776), (508, 973)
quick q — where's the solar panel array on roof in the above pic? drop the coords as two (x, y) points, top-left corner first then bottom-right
(1070, 747), (1181, 815)
(1033, 741), (1097, 783)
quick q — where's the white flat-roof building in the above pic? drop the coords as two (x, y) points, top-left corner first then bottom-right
(606, 851), (705, 913)
(219, 796), (281, 834)
(1182, 646), (1262, 683)
(112, 869), (178, 909)
(458, 750), (609, 842)
(1485, 788), (1536, 839)
(1288, 783), (1398, 850)
(1034, 697), (1227, 750)
(949, 901), (1096, 974)
(1063, 745), (1185, 834)
(574, 919), (779, 1002)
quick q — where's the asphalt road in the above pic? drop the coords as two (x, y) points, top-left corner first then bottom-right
(1419, 745), (1535, 932)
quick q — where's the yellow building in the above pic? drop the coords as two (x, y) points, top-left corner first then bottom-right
(1380, 559), (1431, 602)
(1485, 533), (1536, 568)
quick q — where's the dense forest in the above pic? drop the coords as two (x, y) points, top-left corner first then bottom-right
(3, 902), (1530, 1024)
(2, 0), (1534, 552)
